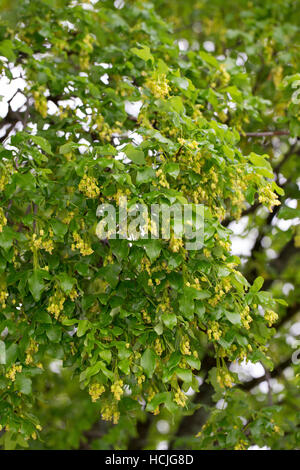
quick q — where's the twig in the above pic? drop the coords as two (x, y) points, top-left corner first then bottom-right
(244, 130), (290, 137)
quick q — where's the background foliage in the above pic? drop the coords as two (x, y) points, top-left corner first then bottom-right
(0, 0), (299, 450)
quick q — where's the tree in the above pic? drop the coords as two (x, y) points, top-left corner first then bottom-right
(0, 0), (299, 450)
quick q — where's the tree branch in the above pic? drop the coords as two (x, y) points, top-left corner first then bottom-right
(244, 130), (290, 137)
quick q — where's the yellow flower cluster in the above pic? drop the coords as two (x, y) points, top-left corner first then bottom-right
(180, 338), (191, 356)
(174, 388), (187, 407)
(185, 277), (203, 291)
(108, 188), (131, 205)
(264, 309), (279, 327)
(218, 64), (231, 86)
(79, 174), (100, 198)
(47, 290), (65, 319)
(178, 158), (204, 184)
(89, 383), (105, 402)
(273, 424), (280, 434)
(64, 151), (75, 162)
(215, 233), (231, 252)
(62, 211), (75, 224)
(0, 161), (14, 193)
(154, 338), (163, 356)
(155, 168), (170, 189)
(147, 387), (156, 403)
(192, 104), (204, 121)
(6, 364), (22, 382)
(258, 184), (280, 212)
(0, 289), (8, 309)
(69, 288), (78, 302)
(101, 404), (120, 424)
(137, 374), (145, 385)
(140, 256), (151, 275)
(234, 439), (248, 450)
(241, 305), (252, 329)
(33, 87), (47, 118)
(156, 289), (172, 322)
(111, 379), (123, 401)
(79, 34), (94, 70)
(31, 232), (54, 254)
(209, 286), (225, 307)
(25, 339), (39, 365)
(178, 138), (199, 150)
(222, 277), (232, 293)
(72, 232), (93, 256)
(93, 115), (123, 142)
(207, 321), (222, 341)
(145, 73), (170, 99)
(217, 369), (234, 388)
(0, 208), (7, 233)
(169, 235), (183, 253)
(0, 172), (8, 192)
(53, 38), (69, 54)
(142, 309), (151, 324)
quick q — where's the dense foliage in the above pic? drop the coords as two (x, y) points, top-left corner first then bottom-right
(0, 0), (299, 450)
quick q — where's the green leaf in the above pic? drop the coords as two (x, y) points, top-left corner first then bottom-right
(136, 167), (156, 184)
(34, 311), (52, 324)
(225, 311), (241, 325)
(183, 287), (210, 300)
(250, 276), (264, 293)
(98, 264), (121, 288)
(5, 344), (18, 367)
(146, 392), (169, 412)
(31, 135), (52, 154)
(124, 144), (145, 165)
(186, 356), (201, 370)
(56, 273), (75, 294)
(131, 45), (154, 63)
(161, 312), (177, 329)
(278, 206), (300, 220)
(167, 96), (185, 114)
(143, 240), (162, 261)
(75, 262), (90, 277)
(79, 361), (105, 382)
(46, 325), (62, 343)
(0, 40), (15, 61)
(0, 227), (15, 251)
(0, 340), (6, 364)
(77, 319), (90, 337)
(199, 51), (219, 68)
(175, 367), (193, 383)
(14, 172), (36, 191)
(59, 142), (79, 154)
(249, 153), (273, 178)
(118, 358), (130, 375)
(141, 349), (157, 378)
(99, 349), (112, 363)
(95, 144), (117, 156)
(15, 374), (32, 395)
(179, 295), (194, 320)
(28, 271), (45, 301)
(166, 351), (181, 371)
(50, 220), (68, 238)
(164, 163), (180, 179)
